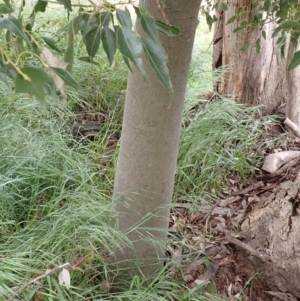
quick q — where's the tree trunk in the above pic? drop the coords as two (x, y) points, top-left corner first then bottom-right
(213, 0), (288, 115)
(286, 40), (300, 126)
(111, 0), (201, 277)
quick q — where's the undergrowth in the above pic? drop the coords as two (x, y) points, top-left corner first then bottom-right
(0, 10), (283, 301)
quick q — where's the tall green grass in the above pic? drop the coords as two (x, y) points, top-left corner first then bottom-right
(0, 7), (283, 301)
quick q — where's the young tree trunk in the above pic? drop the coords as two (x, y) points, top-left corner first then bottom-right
(111, 0), (201, 277)
(213, 0), (288, 115)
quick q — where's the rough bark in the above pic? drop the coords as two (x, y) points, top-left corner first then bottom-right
(239, 176), (300, 299)
(111, 0), (201, 277)
(213, 0), (288, 114)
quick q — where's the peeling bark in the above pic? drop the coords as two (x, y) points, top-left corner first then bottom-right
(213, 0), (288, 114)
(240, 177), (300, 299)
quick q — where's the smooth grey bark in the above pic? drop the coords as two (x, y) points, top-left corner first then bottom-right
(111, 0), (201, 277)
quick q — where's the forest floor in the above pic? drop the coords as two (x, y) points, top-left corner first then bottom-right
(168, 112), (300, 301)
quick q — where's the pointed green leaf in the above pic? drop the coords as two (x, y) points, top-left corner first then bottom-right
(64, 15), (82, 72)
(116, 8), (132, 28)
(116, 26), (145, 76)
(101, 27), (116, 65)
(50, 67), (79, 90)
(262, 30), (266, 39)
(255, 37), (260, 54)
(83, 26), (101, 58)
(0, 16), (31, 46)
(272, 20), (300, 38)
(78, 56), (99, 65)
(42, 36), (62, 52)
(0, 2), (13, 14)
(15, 66), (49, 101)
(142, 37), (172, 91)
(100, 11), (111, 28)
(155, 20), (180, 36)
(220, 3), (228, 11)
(288, 50), (300, 71)
(32, 0), (47, 15)
(226, 15), (238, 25)
(240, 40), (250, 52)
(56, 0), (72, 11)
(133, 6), (142, 18)
(82, 14), (100, 36)
(141, 14), (160, 44)
(122, 55), (132, 71)
(140, 0), (147, 11)
(0, 72), (8, 84)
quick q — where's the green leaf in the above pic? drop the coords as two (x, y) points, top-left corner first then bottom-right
(140, 0), (147, 12)
(0, 71), (8, 84)
(122, 55), (132, 71)
(288, 50), (300, 71)
(236, 7), (244, 14)
(116, 8), (132, 28)
(262, 0), (271, 11)
(64, 15), (82, 72)
(255, 37), (260, 53)
(50, 67), (79, 89)
(233, 20), (248, 33)
(82, 14), (100, 36)
(101, 27), (116, 65)
(226, 15), (238, 25)
(133, 6), (142, 18)
(0, 16), (31, 47)
(83, 26), (101, 58)
(32, 0), (47, 14)
(0, 2), (13, 14)
(142, 37), (172, 91)
(141, 14), (160, 44)
(100, 11), (111, 28)
(240, 40), (250, 52)
(56, 0), (72, 12)
(116, 26), (145, 76)
(78, 56), (99, 65)
(155, 20), (180, 36)
(220, 3), (228, 11)
(262, 30), (266, 39)
(272, 20), (300, 38)
(15, 66), (49, 101)
(42, 36), (62, 52)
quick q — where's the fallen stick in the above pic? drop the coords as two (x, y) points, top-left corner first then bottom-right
(262, 151), (300, 173)
(257, 158), (300, 181)
(222, 230), (268, 262)
(284, 117), (300, 138)
(232, 181), (264, 196)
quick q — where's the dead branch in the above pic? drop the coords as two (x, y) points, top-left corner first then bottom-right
(284, 118), (300, 139)
(223, 230), (268, 262)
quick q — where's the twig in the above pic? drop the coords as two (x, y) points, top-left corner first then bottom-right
(156, 0), (169, 24)
(284, 117), (300, 139)
(16, 263), (70, 294)
(223, 230), (268, 262)
(232, 181), (264, 196)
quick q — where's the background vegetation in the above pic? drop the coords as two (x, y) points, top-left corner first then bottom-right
(0, 6), (281, 300)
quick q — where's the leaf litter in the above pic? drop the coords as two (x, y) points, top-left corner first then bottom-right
(168, 117), (300, 301)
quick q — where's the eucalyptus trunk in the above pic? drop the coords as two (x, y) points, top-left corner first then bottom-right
(111, 0), (201, 277)
(286, 40), (300, 126)
(213, 0), (288, 114)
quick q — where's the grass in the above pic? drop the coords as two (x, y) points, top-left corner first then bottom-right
(0, 5), (284, 301)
